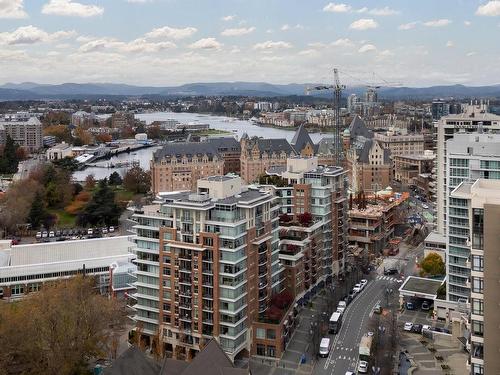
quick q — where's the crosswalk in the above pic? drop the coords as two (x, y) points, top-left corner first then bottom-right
(376, 275), (403, 283)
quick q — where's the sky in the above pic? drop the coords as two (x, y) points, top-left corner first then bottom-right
(0, 0), (500, 87)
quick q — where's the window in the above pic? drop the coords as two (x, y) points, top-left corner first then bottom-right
(256, 328), (266, 339)
(472, 208), (484, 250)
(472, 320), (484, 337)
(472, 277), (483, 294)
(266, 329), (276, 340)
(472, 255), (484, 272)
(472, 364), (484, 375)
(472, 298), (484, 316)
(267, 346), (276, 357)
(256, 344), (266, 356)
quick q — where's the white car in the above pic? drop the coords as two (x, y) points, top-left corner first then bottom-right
(49, 231), (55, 238)
(109, 226), (115, 233)
(358, 360), (368, 374)
(345, 372), (355, 375)
(360, 279), (368, 288)
(353, 283), (362, 293)
(87, 228), (93, 235)
(422, 204), (429, 209)
(404, 322), (414, 331)
(36, 232), (42, 239)
(102, 227), (108, 234)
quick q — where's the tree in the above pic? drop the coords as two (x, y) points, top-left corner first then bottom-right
(0, 178), (41, 234)
(123, 166), (151, 194)
(85, 174), (96, 190)
(109, 171), (123, 186)
(96, 133), (112, 144)
(0, 135), (20, 174)
(0, 276), (124, 375)
(43, 124), (72, 143)
(79, 180), (122, 226)
(52, 156), (79, 172)
(419, 252), (445, 277)
(28, 191), (48, 229)
(74, 127), (94, 145)
(297, 212), (313, 227)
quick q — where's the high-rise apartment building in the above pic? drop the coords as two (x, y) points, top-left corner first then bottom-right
(130, 175), (283, 361)
(264, 157), (348, 279)
(435, 104), (500, 235)
(0, 115), (42, 153)
(449, 179), (500, 375)
(443, 133), (500, 303)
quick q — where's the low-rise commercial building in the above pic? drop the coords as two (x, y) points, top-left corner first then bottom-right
(0, 236), (135, 299)
(46, 142), (73, 160)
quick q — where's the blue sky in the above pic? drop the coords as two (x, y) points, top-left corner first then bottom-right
(0, 0), (500, 86)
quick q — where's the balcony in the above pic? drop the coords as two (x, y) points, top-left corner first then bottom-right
(179, 314), (192, 323)
(258, 254), (267, 266)
(179, 277), (191, 285)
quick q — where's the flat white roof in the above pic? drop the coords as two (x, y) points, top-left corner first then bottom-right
(0, 236), (134, 283)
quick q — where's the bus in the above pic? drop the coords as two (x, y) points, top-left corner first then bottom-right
(329, 311), (342, 334)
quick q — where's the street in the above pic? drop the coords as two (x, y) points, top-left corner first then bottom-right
(313, 275), (402, 375)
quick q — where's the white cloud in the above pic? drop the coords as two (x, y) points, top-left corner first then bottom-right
(476, 1), (500, 16)
(221, 15), (235, 21)
(0, 25), (75, 45)
(281, 24), (303, 31)
(260, 56), (283, 62)
(145, 26), (197, 39)
(308, 42), (327, 48)
(398, 22), (418, 30)
(42, 0), (103, 17)
(298, 49), (319, 56)
(0, 0), (27, 19)
(78, 36), (176, 53)
(0, 48), (28, 60)
(331, 38), (354, 47)
(349, 18), (378, 30)
(446, 40), (454, 48)
(253, 40), (292, 50)
(122, 38), (176, 53)
(323, 2), (351, 13)
(367, 7), (399, 16)
(377, 49), (394, 57)
(464, 20), (472, 26)
(189, 37), (222, 50)
(358, 44), (377, 53)
(357, 7), (368, 13)
(466, 51), (477, 57)
(221, 27), (255, 36)
(423, 19), (452, 27)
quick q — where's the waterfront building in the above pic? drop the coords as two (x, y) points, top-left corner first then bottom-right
(46, 142), (73, 160)
(150, 137), (241, 194)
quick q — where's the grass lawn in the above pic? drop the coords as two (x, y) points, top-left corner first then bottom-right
(50, 209), (77, 228)
(113, 187), (135, 202)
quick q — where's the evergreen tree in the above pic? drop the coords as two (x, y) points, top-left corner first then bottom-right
(0, 135), (20, 174)
(80, 180), (121, 226)
(108, 171), (123, 186)
(28, 191), (48, 229)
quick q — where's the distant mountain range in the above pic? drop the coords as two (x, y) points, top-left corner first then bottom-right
(1, 81), (500, 101)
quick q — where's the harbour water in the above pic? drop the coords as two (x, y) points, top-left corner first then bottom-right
(73, 112), (329, 181)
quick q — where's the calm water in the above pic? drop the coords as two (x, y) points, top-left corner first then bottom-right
(73, 112), (329, 181)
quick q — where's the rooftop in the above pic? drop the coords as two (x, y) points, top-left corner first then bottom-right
(425, 231), (447, 245)
(442, 104), (500, 121)
(399, 276), (445, 299)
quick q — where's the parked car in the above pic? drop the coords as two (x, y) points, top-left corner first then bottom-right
(36, 232), (42, 239)
(404, 322), (413, 331)
(353, 283), (362, 293)
(347, 291), (355, 302)
(406, 301), (415, 310)
(337, 300), (347, 314)
(411, 324), (423, 334)
(358, 360), (368, 374)
(42, 231), (48, 238)
(87, 228), (93, 235)
(422, 204), (429, 209)
(421, 301), (431, 311)
(49, 231), (55, 238)
(102, 227), (108, 234)
(360, 279), (368, 288)
(55, 230), (61, 237)
(109, 226), (115, 232)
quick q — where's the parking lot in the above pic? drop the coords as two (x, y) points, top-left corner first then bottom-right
(34, 226), (119, 243)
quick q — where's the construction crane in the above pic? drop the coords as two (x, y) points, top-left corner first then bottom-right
(306, 68), (346, 166)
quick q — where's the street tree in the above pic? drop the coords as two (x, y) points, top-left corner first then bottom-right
(419, 252), (445, 277)
(79, 180), (121, 226)
(109, 171), (123, 186)
(0, 276), (124, 375)
(28, 191), (49, 229)
(0, 135), (20, 174)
